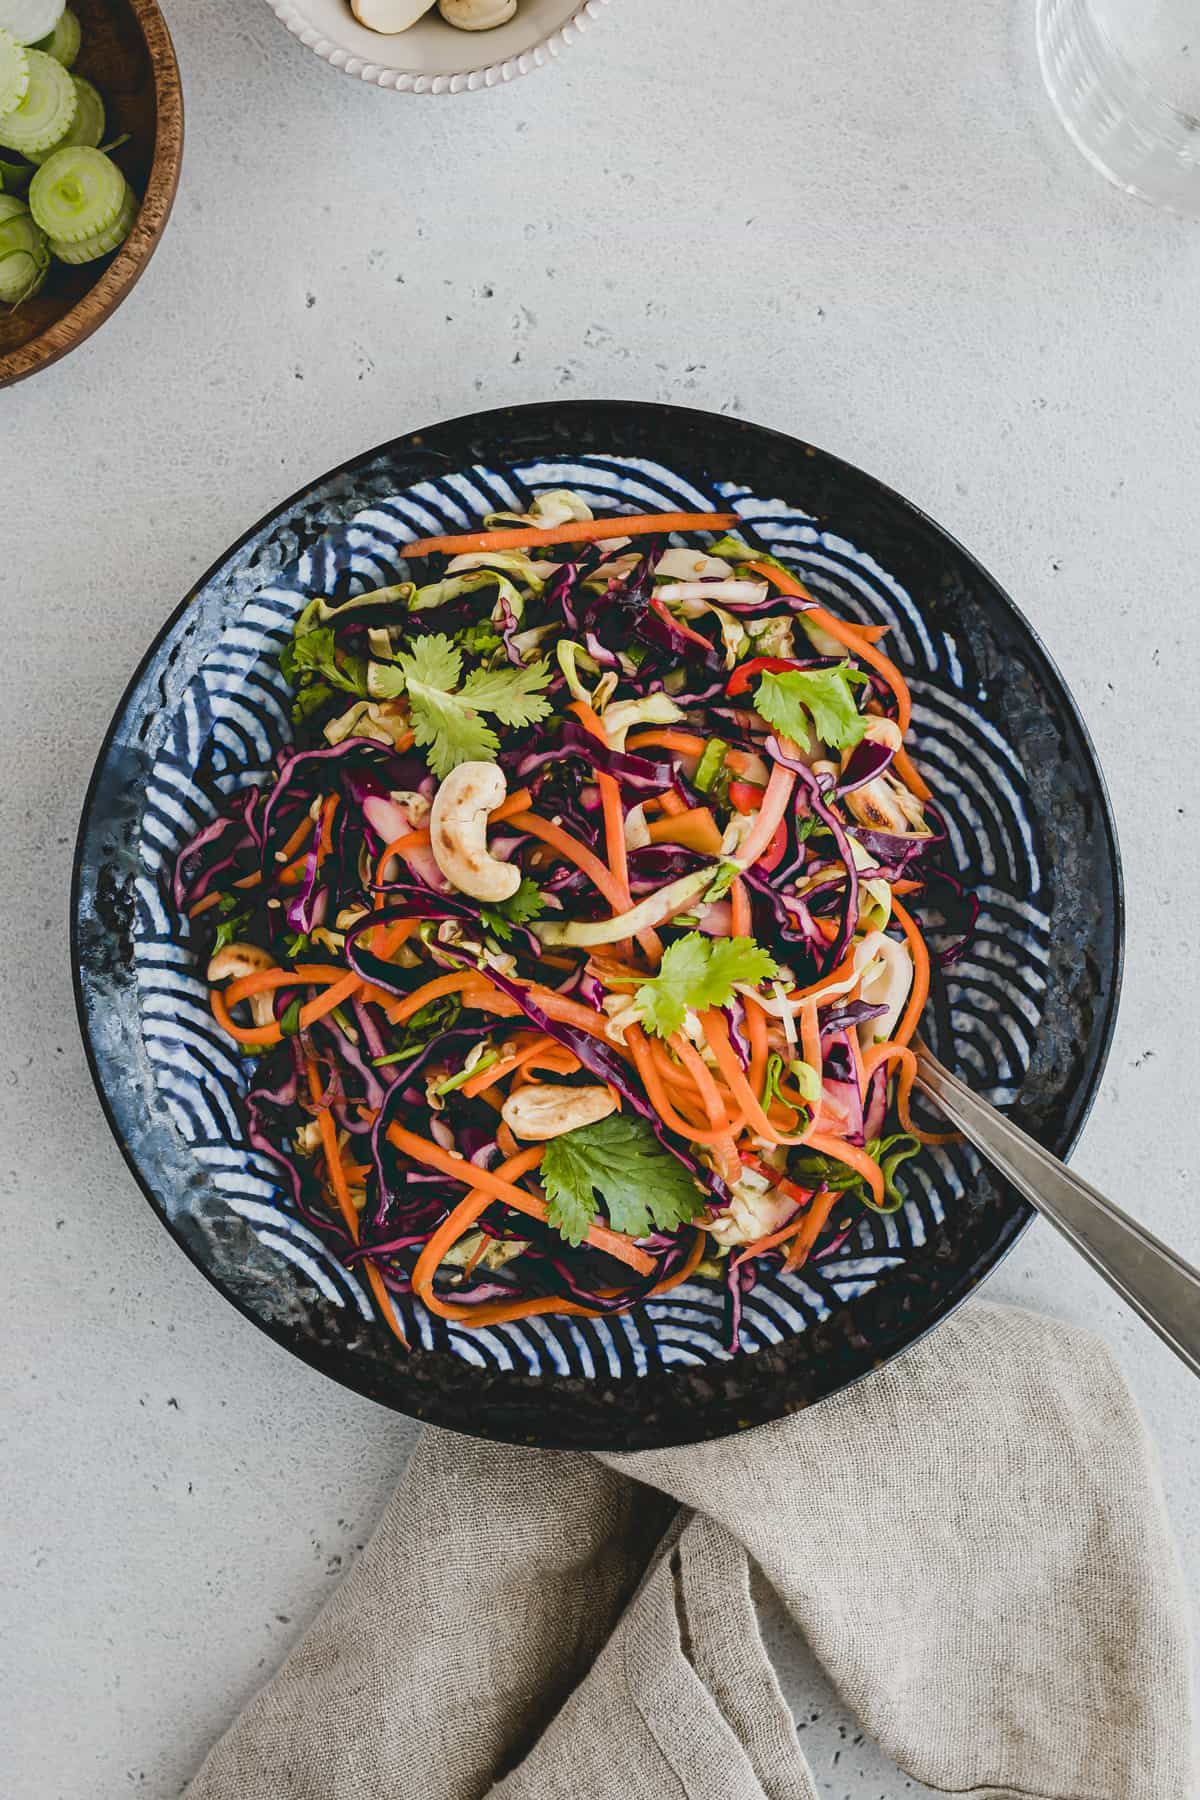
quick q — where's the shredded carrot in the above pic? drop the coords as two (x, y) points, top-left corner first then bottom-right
(508, 810), (629, 914)
(700, 1010), (811, 1146)
(649, 596), (715, 652)
(400, 510), (737, 562)
(391, 1123), (655, 1275)
(279, 813), (316, 862)
(460, 1033), (551, 1099)
(646, 807), (724, 856)
(729, 877), (770, 1100)
(861, 1041), (961, 1145)
(384, 970), (484, 1026)
(729, 877), (752, 939)
(892, 747), (932, 803)
(305, 1057), (407, 1347)
(508, 808), (660, 962)
(733, 1211), (809, 1267)
(803, 1133), (886, 1209)
(655, 789), (687, 817)
(188, 891), (224, 919)
(734, 761), (796, 870)
(667, 1032), (745, 1180)
(570, 700), (632, 904)
(625, 731), (762, 780)
(409, 1147), (543, 1318)
(889, 900), (931, 1049)
(461, 1234), (491, 1280)
(211, 966), (364, 1048)
(277, 855), (308, 888)
(789, 947), (859, 1004)
(625, 1026), (736, 1147)
(783, 1187), (840, 1271)
(374, 828), (432, 883)
(495, 1122), (519, 1159)
(316, 794), (339, 862)
(430, 1221), (706, 1330)
(854, 623), (891, 644)
(800, 1000), (822, 1081)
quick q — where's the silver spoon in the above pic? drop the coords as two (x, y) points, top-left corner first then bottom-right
(913, 1043), (1200, 1378)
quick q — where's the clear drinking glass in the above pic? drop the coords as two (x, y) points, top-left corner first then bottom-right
(1037, 0), (1200, 216)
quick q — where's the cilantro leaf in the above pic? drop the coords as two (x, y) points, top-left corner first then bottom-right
(387, 633), (554, 779)
(754, 665), (868, 752)
(635, 931), (779, 1039)
(541, 1115), (702, 1246)
(280, 625), (367, 697)
(291, 680), (336, 725)
(459, 659), (553, 728)
(459, 619), (503, 657)
(479, 875), (545, 943)
(374, 994), (464, 1063)
(208, 893), (253, 952)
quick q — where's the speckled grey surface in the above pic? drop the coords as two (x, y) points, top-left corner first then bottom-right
(3, 0), (1198, 1793)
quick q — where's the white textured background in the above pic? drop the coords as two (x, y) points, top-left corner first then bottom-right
(3, 1), (1199, 1795)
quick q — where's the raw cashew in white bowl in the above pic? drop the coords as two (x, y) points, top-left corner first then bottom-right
(438, 0), (517, 26)
(350, 0), (436, 30)
(429, 760), (521, 902)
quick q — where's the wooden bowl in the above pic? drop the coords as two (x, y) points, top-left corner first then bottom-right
(0, 0), (182, 388)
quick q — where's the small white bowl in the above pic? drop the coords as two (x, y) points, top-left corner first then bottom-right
(265, 0), (612, 93)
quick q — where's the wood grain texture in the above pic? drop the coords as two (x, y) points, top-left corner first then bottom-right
(0, 0), (182, 388)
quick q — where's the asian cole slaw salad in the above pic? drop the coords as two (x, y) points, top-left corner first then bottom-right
(175, 491), (972, 1351)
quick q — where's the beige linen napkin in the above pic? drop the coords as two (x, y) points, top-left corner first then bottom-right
(185, 1302), (1196, 1800)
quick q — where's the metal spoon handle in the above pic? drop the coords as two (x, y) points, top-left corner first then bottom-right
(914, 1049), (1200, 1378)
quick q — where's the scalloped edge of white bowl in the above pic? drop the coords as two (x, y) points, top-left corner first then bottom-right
(265, 0), (612, 93)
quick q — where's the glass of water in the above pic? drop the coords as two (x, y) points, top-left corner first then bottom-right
(1037, 0), (1200, 216)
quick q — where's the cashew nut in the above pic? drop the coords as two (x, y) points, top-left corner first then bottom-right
(293, 1120), (323, 1158)
(844, 772), (927, 834)
(323, 699), (411, 748)
(351, 0), (436, 31)
(438, 0), (517, 28)
(706, 1163), (795, 1248)
(854, 932), (914, 1043)
(429, 761), (520, 902)
(207, 942), (277, 1028)
(500, 1084), (617, 1141)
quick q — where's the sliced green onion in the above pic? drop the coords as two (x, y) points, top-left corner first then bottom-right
(435, 1048), (499, 1096)
(28, 70), (99, 161)
(0, 46), (72, 153)
(278, 996), (303, 1038)
(787, 1058), (822, 1105)
(28, 141), (124, 240)
(34, 4), (77, 64)
(0, 0), (65, 46)
(329, 1005), (359, 1042)
(0, 29), (29, 117)
(372, 1050), (410, 1068)
(47, 177), (134, 261)
(0, 191), (47, 301)
(693, 737), (729, 795)
(761, 1051), (787, 1111)
(534, 866), (718, 949)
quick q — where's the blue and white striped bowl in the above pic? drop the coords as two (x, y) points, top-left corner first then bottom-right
(73, 403), (1123, 1448)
